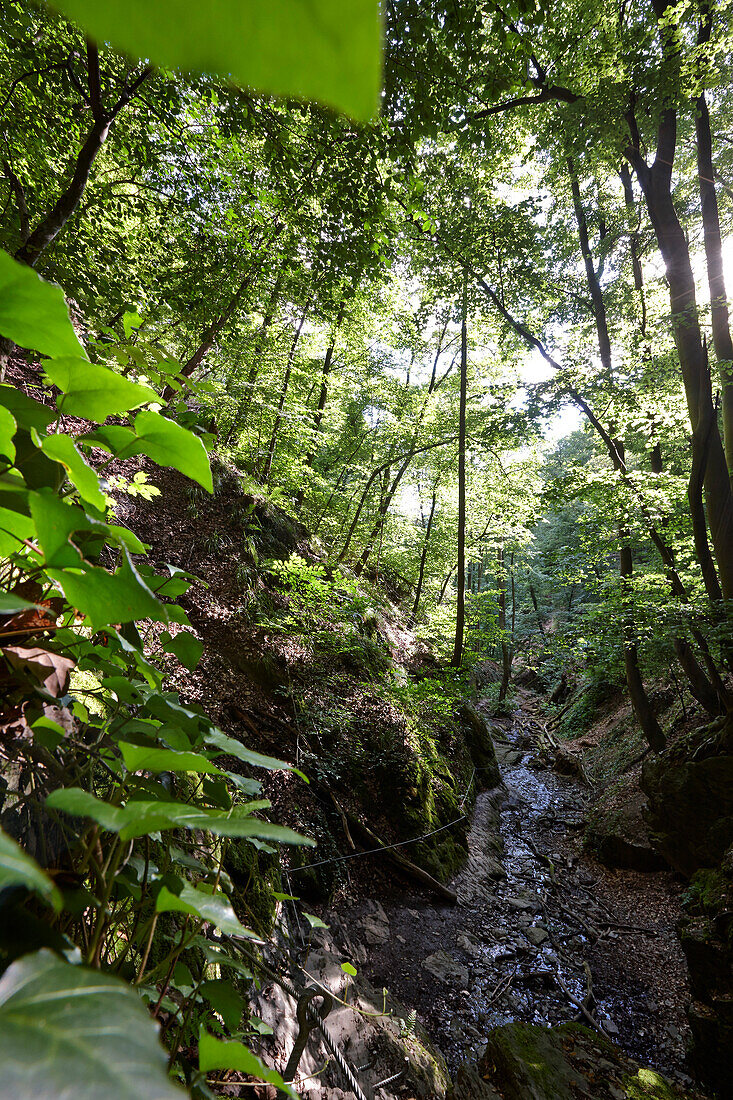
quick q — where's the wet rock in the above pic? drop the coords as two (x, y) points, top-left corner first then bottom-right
(525, 925), (549, 946)
(456, 931), (482, 957)
(505, 894), (537, 911)
(423, 950), (470, 987)
(448, 1022), (699, 1100)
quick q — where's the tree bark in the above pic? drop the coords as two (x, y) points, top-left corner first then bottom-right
(15, 43), (151, 268)
(451, 266), (469, 668)
(262, 301), (309, 484)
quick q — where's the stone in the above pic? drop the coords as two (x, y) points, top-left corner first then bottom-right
(422, 950), (470, 987)
(525, 925), (549, 946)
(448, 1021), (700, 1100)
(459, 704), (502, 789)
(506, 895), (537, 911)
(586, 773), (667, 872)
(457, 931), (483, 957)
(361, 914), (390, 945)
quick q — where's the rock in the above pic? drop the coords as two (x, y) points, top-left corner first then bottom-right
(422, 950), (470, 987)
(586, 773), (667, 872)
(456, 931), (482, 957)
(505, 895), (537, 911)
(448, 1022), (699, 1100)
(459, 704), (502, 789)
(525, 925), (548, 946)
(361, 913), (390, 945)
(642, 724), (733, 875)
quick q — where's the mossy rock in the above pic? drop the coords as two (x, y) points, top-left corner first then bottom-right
(224, 839), (281, 934)
(449, 1023), (701, 1100)
(641, 722), (733, 876)
(459, 704), (501, 789)
(586, 773), (667, 871)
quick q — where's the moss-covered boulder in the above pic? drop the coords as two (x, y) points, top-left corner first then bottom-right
(679, 845), (733, 1099)
(449, 1022), (701, 1100)
(641, 718), (733, 877)
(459, 704), (501, 790)
(586, 773), (667, 871)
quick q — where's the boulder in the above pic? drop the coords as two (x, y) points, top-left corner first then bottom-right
(459, 704), (501, 789)
(449, 1022), (700, 1100)
(642, 749), (733, 876)
(586, 774), (667, 872)
(422, 950), (470, 987)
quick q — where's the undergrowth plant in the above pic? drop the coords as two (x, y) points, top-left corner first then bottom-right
(0, 254), (309, 1097)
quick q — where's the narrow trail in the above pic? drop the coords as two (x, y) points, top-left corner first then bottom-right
(345, 700), (695, 1088)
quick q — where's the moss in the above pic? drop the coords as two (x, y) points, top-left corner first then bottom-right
(684, 867), (727, 914)
(622, 1067), (679, 1099)
(224, 839), (281, 935)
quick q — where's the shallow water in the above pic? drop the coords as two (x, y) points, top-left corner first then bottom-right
(349, 711), (693, 1085)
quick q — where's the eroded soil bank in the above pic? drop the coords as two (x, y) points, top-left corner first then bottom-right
(252, 698), (702, 1099)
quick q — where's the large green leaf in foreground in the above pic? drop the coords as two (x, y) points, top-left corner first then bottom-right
(0, 950), (183, 1100)
(52, 0), (382, 120)
(0, 251), (86, 360)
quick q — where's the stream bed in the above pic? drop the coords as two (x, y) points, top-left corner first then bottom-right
(342, 707), (696, 1089)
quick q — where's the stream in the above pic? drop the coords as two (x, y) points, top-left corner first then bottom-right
(343, 705), (695, 1089)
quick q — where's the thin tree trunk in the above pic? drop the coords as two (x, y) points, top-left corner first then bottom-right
(262, 300), (309, 483)
(295, 298), (347, 510)
(451, 266), (469, 668)
(409, 486), (438, 625)
(497, 545), (512, 702)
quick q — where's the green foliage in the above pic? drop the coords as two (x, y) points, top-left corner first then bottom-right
(0, 949), (184, 1100)
(0, 255), (310, 1094)
(51, 0), (382, 119)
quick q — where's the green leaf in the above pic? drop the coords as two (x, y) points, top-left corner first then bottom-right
(160, 628), (203, 670)
(46, 789), (314, 845)
(29, 488), (96, 568)
(119, 742), (223, 775)
(341, 961), (357, 977)
(0, 251), (87, 359)
(304, 912), (328, 929)
(198, 1030), (297, 1097)
(31, 716), (68, 751)
(41, 434), (106, 510)
(205, 728), (305, 778)
(44, 358), (156, 420)
(0, 591), (42, 614)
(47, 549), (166, 630)
(0, 950), (184, 1100)
(0, 828), (61, 909)
(45, 789), (128, 832)
(133, 410), (213, 492)
(50, 0), (381, 120)
(0, 384), (56, 432)
(0, 405), (17, 461)
(200, 979), (244, 1030)
(156, 882), (251, 936)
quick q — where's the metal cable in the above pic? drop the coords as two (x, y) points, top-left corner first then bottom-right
(228, 937), (370, 1100)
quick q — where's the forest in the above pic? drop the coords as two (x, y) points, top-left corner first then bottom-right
(0, 0), (731, 1097)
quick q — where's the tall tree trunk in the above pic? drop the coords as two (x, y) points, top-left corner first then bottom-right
(695, 5), (733, 482)
(409, 487), (438, 625)
(627, 102), (733, 601)
(497, 546), (513, 702)
(262, 301), (309, 483)
(568, 153), (665, 738)
(451, 267), (469, 669)
(295, 298), (347, 510)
